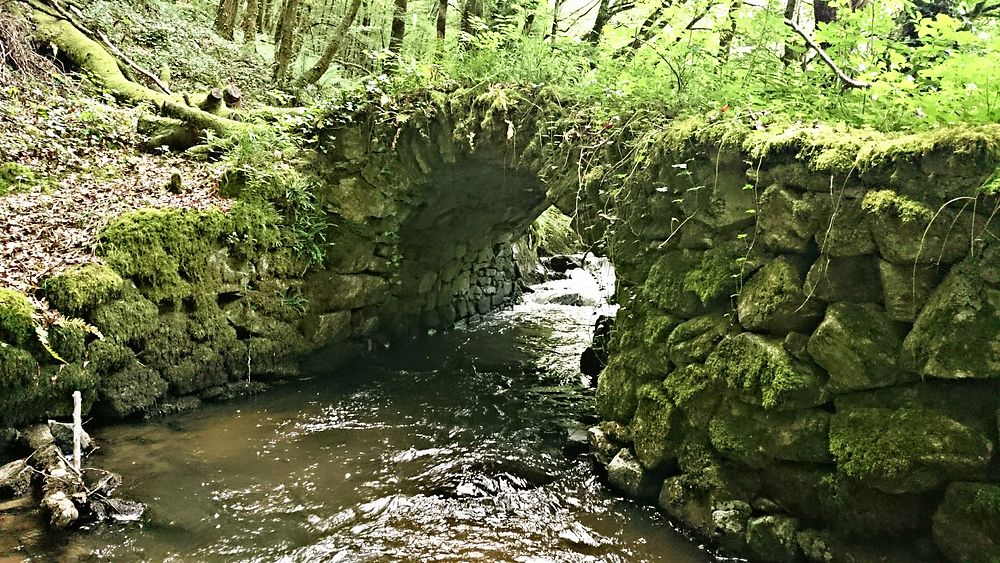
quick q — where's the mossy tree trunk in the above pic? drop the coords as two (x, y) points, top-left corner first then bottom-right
(436, 0), (448, 40)
(388, 0), (406, 68)
(272, 0), (301, 83)
(25, 1), (243, 145)
(215, 0), (240, 40)
(297, 0), (363, 86)
(242, 0), (260, 42)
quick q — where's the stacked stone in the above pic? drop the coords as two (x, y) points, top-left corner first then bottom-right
(594, 128), (1000, 562)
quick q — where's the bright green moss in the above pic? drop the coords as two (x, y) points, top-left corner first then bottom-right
(860, 190), (933, 223)
(42, 263), (124, 316)
(630, 384), (680, 469)
(857, 125), (1000, 170)
(90, 292), (159, 345)
(706, 333), (828, 410)
(744, 123), (878, 173)
(98, 202), (284, 302)
(829, 407), (994, 493)
(0, 348), (97, 427)
(0, 162), (38, 196)
(0, 289), (35, 347)
(683, 244), (742, 305)
(86, 340), (134, 375)
(49, 321), (88, 363)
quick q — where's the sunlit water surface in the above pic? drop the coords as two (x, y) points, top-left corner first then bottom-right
(4, 266), (713, 562)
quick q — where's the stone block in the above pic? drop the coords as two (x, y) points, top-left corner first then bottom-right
(607, 448), (659, 500)
(807, 303), (903, 393)
(933, 482), (1000, 563)
(815, 199), (876, 257)
(746, 515), (802, 563)
(707, 333), (828, 411)
(878, 260), (941, 322)
(902, 260), (1000, 380)
(630, 385), (681, 469)
(829, 406), (994, 493)
(709, 401), (832, 466)
(667, 314), (730, 366)
(737, 256), (824, 335)
(758, 185), (824, 252)
(803, 255), (882, 303)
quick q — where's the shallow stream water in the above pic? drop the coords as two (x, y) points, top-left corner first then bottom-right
(3, 263), (714, 562)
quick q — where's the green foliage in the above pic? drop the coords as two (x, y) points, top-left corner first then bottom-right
(529, 206), (582, 256)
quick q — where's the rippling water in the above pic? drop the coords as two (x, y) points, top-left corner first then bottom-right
(4, 265), (713, 562)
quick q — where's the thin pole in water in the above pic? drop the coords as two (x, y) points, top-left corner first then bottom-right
(72, 390), (82, 472)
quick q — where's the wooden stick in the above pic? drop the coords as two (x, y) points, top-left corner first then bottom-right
(783, 18), (870, 89)
(72, 390), (82, 473)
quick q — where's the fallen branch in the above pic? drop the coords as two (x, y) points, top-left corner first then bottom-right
(783, 18), (870, 89)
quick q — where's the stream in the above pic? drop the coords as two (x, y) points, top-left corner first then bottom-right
(2, 260), (714, 562)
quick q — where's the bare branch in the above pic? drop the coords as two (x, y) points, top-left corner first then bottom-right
(783, 17), (869, 89)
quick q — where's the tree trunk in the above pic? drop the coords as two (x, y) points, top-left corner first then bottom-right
(616, 0), (670, 56)
(242, 0), (260, 42)
(548, 0), (562, 40)
(215, 0), (240, 39)
(436, 0), (448, 40)
(298, 0), (365, 85)
(718, 0), (741, 62)
(388, 0), (407, 63)
(272, 0), (301, 84)
(585, 0), (611, 43)
(274, 0), (289, 43)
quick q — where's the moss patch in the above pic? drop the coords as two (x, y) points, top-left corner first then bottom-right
(0, 289), (35, 347)
(42, 263), (124, 316)
(829, 407), (994, 493)
(861, 190), (933, 223)
(707, 333), (828, 410)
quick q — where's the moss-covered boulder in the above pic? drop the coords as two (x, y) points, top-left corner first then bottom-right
(709, 400), (832, 466)
(746, 515), (801, 563)
(803, 255), (882, 303)
(819, 473), (931, 538)
(98, 361), (169, 419)
(829, 407), (994, 493)
(86, 340), (135, 375)
(667, 314), (730, 366)
(807, 303), (904, 393)
(607, 448), (659, 501)
(642, 251), (703, 317)
(90, 292), (159, 345)
(162, 345), (228, 395)
(814, 199), (876, 257)
(597, 351), (663, 424)
(737, 256), (824, 335)
(758, 185), (824, 253)
(932, 482), (1000, 563)
(630, 385), (682, 469)
(0, 289), (35, 347)
(0, 351), (98, 427)
(878, 260), (942, 322)
(901, 261), (1000, 379)
(48, 321), (88, 364)
(42, 264), (124, 316)
(866, 193), (971, 264)
(707, 333), (829, 411)
(662, 363), (723, 429)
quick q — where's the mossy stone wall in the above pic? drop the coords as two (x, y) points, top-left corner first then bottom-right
(596, 122), (1000, 563)
(0, 110), (551, 429)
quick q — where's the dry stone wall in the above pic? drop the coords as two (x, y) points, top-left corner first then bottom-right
(593, 123), (1000, 563)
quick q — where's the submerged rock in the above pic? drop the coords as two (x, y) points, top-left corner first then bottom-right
(607, 448), (659, 501)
